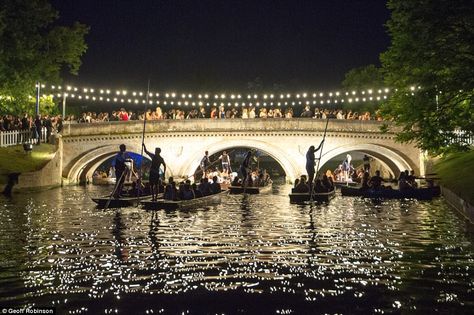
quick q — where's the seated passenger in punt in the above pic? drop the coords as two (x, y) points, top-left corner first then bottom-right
(178, 182), (185, 200)
(231, 176), (241, 187)
(361, 172), (370, 190)
(293, 178), (300, 191)
(407, 170), (418, 188)
(199, 177), (213, 196)
(314, 179), (326, 193)
(182, 180), (195, 200)
(368, 170), (383, 190)
(322, 174), (334, 191)
(192, 183), (203, 198)
(293, 175), (310, 193)
(164, 177), (178, 200)
(398, 170), (418, 190)
(254, 173), (265, 187)
(210, 176), (222, 193)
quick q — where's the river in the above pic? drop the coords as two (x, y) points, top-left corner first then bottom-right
(0, 184), (473, 314)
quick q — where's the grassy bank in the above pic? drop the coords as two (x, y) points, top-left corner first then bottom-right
(0, 144), (56, 183)
(434, 150), (474, 205)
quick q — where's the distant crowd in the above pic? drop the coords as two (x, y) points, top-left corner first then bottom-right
(0, 105), (383, 132)
(73, 106), (382, 122)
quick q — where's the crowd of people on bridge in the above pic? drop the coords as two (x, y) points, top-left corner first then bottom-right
(71, 105), (383, 123)
(0, 105), (383, 133)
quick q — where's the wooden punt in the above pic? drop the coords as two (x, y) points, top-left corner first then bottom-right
(340, 185), (437, 200)
(333, 181), (359, 188)
(289, 187), (336, 204)
(92, 194), (154, 208)
(228, 184), (272, 194)
(141, 190), (228, 211)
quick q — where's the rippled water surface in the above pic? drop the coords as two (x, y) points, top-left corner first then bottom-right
(1, 184), (473, 314)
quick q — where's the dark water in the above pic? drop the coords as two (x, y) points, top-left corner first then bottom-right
(0, 185), (473, 314)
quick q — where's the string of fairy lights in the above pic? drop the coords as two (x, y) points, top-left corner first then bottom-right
(36, 83), (393, 107)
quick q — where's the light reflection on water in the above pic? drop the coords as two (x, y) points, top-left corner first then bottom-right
(0, 184), (473, 314)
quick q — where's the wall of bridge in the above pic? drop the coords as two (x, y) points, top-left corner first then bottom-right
(60, 119), (424, 183)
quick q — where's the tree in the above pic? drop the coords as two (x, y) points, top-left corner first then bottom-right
(380, 0), (474, 154)
(0, 0), (89, 115)
(341, 65), (385, 113)
(342, 64), (384, 91)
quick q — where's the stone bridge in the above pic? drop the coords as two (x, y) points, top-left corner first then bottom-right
(59, 119), (426, 184)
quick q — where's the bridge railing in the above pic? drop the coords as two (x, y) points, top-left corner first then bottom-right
(0, 128), (47, 147)
(61, 118), (394, 137)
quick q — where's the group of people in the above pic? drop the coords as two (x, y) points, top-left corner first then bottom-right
(110, 143), (263, 201)
(56, 105), (384, 124)
(299, 140), (422, 194)
(0, 113), (62, 144)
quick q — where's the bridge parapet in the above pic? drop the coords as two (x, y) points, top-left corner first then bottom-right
(62, 119), (399, 137)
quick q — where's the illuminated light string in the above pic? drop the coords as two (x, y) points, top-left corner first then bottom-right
(40, 83), (392, 106)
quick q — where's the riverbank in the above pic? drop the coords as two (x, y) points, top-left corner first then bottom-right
(0, 143), (57, 191)
(434, 150), (474, 205)
(0, 144), (56, 184)
(435, 150), (474, 223)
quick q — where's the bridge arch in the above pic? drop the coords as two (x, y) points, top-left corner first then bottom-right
(320, 143), (414, 178)
(179, 139), (300, 181)
(66, 145), (175, 184)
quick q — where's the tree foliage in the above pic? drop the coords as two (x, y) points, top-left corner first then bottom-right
(380, 0), (474, 154)
(0, 0), (89, 115)
(342, 64), (384, 91)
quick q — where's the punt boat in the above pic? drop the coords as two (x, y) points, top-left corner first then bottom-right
(141, 190), (228, 211)
(340, 185), (438, 200)
(228, 184), (272, 194)
(92, 194), (154, 208)
(289, 187), (336, 204)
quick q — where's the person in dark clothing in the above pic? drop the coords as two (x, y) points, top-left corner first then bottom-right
(240, 151), (252, 187)
(34, 115), (42, 145)
(56, 116), (64, 133)
(192, 183), (203, 198)
(112, 144), (131, 198)
(300, 106), (313, 118)
(363, 154), (371, 173)
(2, 173), (20, 197)
(143, 144), (166, 201)
(182, 182), (195, 200)
(21, 114), (30, 143)
(321, 174), (333, 191)
(198, 177), (212, 196)
(21, 114), (29, 130)
(43, 115), (53, 143)
(200, 151), (210, 178)
(361, 172), (370, 190)
(164, 177), (178, 200)
(294, 175), (310, 193)
(305, 140), (325, 190)
(197, 107), (206, 118)
(369, 170), (383, 190)
(210, 176), (222, 193)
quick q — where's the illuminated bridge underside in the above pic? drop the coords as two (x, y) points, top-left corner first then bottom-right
(61, 120), (423, 183)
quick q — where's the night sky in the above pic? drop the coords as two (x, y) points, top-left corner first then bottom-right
(51, 0), (390, 92)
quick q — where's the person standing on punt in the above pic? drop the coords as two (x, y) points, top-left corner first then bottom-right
(200, 151), (210, 178)
(219, 150), (231, 175)
(240, 150), (252, 187)
(112, 144), (132, 198)
(143, 144), (167, 201)
(306, 140), (325, 190)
